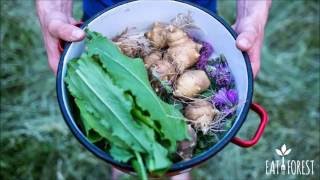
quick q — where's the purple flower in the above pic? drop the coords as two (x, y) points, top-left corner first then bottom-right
(211, 88), (238, 113)
(200, 42), (214, 58)
(214, 67), (232, 87)
(212, 88), (232, 109)
(226, 89), (238, 104)
(197, 55), (209, 70)
(196, 41), (214, 70)
(204, 55), (235, 88)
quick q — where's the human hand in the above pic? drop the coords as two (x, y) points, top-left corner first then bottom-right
(233, 0), (272, 77)
(36, 0), (85, 74)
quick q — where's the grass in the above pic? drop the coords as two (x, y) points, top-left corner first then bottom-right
(0, 0), (319, 179)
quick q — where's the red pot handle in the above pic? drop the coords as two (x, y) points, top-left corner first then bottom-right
(58, 21), (83, 53)
(231, 103), (268, 148)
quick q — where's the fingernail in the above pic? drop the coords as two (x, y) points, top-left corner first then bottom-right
(72, 29), (84, 39)
(239, 38), (250, 49)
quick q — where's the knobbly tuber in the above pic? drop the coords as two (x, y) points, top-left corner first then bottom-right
(145, 24), (202, 72)
(184, 100), (220, 134)
(145, 22), (168, 49)
(177, 125), (197, 160)
(184, 100), (219, 121)
(150, 60), (176, 81)
(166, 26), (202, 72)
(174, 70), (210, 98)
(113, 28), (153, 58)
(143, 51), (162, 68)
(115, 41), (141, 58)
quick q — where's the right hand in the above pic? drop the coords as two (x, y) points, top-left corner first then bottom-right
(36, 0), (85, 74)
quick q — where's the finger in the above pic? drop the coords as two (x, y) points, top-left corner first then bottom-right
(44, 36), (60, 75)
(47, 46), (60, 75)
(251, 57), (260, 77)
(48, 19), (85, 42)
(236, 26), (258, 51)
(247, 45), (261, 78)
(48, 56), (59, 75)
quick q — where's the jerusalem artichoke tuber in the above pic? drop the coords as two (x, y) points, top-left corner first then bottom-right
(150, 60), (176, 81)
(184, 100), (220, 134)
(143, 51), (162, 68)
(113, 28), (153, 58)
(145, 22), (168, 49)
(174, 70), (210, 98)
(166, 26), (202, 72)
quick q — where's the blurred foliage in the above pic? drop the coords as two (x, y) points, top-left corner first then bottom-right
(0, 0), (319, 180)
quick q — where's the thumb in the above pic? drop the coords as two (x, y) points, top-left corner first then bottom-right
(236, 25), (258, 51)
(48, 19), (85, 42)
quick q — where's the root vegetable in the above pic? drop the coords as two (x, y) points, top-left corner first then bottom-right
(166, 25), (188, 47)
(174, 70), (210, 98)
(184, 100), (218, 121)
(143, 51), (162, 68)
(150, 60), (176, 81)
(166, 26), (202, 72)
(146, 24), (202, 72)
(184, 100), (220, 134)
(145, 22), (168, 49)
(162, 52), (171, 62)
(113, 28), (152, 58)
(177, 125), (197, 160)
(115, 42), (141, 58)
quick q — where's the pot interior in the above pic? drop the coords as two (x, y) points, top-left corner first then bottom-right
(58, 0), (252, 172)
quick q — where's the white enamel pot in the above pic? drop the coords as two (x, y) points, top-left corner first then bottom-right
(57, 0), (268, 176)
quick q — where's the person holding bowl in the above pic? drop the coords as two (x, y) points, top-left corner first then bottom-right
(36, 0), (271, 179)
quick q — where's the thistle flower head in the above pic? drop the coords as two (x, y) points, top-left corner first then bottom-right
(196, 41), (214, 70)
(211, 88), (238, 114)
(226, 89), (238, 105)
(214, 66), (233, 87)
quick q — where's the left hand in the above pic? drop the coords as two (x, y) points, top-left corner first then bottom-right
(233, 0), (272, 77)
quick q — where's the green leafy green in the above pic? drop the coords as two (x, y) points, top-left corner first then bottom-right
(132, 152), (148, 180)
(65, 55), (170, 174)
(66, 56), (152, 152)
(65, 30), (190, 178)
(86, 31), (189, 153)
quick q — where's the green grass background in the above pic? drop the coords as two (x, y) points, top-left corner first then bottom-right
(0, 0), (319, 179)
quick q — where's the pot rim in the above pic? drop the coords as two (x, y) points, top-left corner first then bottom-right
(56, 0), (253, 173)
